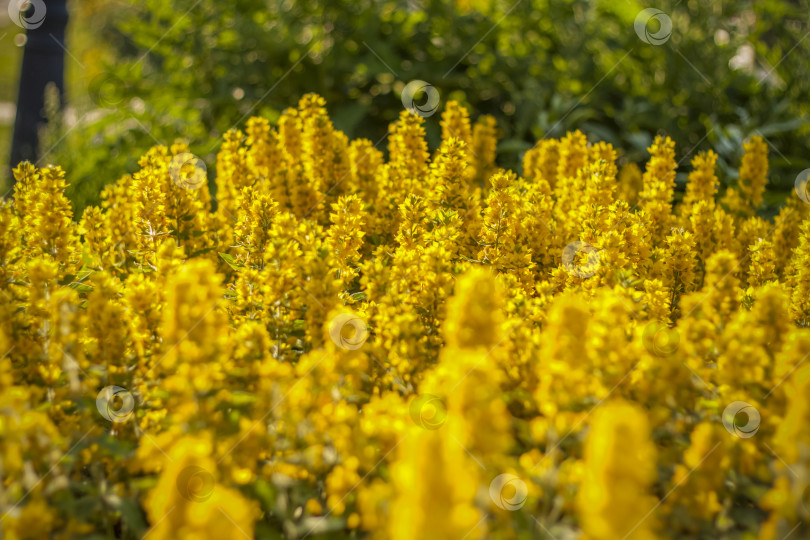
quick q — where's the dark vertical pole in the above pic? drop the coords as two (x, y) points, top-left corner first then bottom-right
(9, 0), (69, 182)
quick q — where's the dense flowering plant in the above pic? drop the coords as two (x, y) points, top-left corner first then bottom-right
(2, 94), (810, 539)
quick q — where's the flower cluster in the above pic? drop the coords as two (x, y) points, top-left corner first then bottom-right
(1, 94), (809, 539)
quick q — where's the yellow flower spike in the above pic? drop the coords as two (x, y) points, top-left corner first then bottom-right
(556, 130), (589, 181)
(443, 267), (504, 351)
(12, 163), (79, 265)
(639, 135), (677, 243)
(388, 109), (430, 183)
(787, 220), (810, 324)
(665, 423), (730, 527)
(577, 400), (658, 540)
(524, 138), (560, 190)
(278, 106), (303, 162)
(429, 137), (470, 211)
(617, 161), (643, 206)
(348, 138), (384, 200)
(439, 100), (472, 147)
(471, 114), (499, 186)
(3, 99), (807, 540)
(245, 116), (287, 206)
(295, 93), (351, 219)
(477, 170), (535, 289)
(388, 428), (483, 540)
(588, 141), (618, 179)
(327, 194), (367, 283)
(748, 238), (778, 288)
(681, 150), (719, 217)
(738, 135), (769, 213)
(772, 195), (810, 273)
(144, 436), (259, 540)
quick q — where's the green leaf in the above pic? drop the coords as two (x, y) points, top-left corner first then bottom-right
(350, 291), (367, 302)
(231, 391), (258, 407)
(114, 497), (148, 537)
(219, 252), (243, 270)
(70, 282), (95, 293)
(754, 117), (807, 137)
(331, 102), (369, 138)
(253, 478), (279, 512)
(497, 139), (532, 154)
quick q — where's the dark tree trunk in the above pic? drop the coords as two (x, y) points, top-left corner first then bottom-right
(9, 0), (69, 184)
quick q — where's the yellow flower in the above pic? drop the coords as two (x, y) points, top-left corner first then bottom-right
(471, 114), (499, 185)
(638, 135), (677, 243)
(680, 150), (718, 216)
(578, 400), (658, 540)
(144, 437), (259, 540)
(2, 92), (803, 539)
(388, 428), (483, 540)
(440, 100), (472, 148)
(738, 135), (769, 212)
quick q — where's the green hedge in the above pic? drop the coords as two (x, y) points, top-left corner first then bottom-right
(49, 0), (810, 213)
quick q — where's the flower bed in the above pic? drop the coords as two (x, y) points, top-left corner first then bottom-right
(1, 94), (808, 539)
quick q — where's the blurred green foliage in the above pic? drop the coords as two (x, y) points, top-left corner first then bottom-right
(46, 0), (810, 213)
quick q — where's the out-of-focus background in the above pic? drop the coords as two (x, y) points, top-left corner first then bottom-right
(3, 0), (809, 215)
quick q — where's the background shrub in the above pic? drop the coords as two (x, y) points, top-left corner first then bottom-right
(4, 0), (810, 214)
